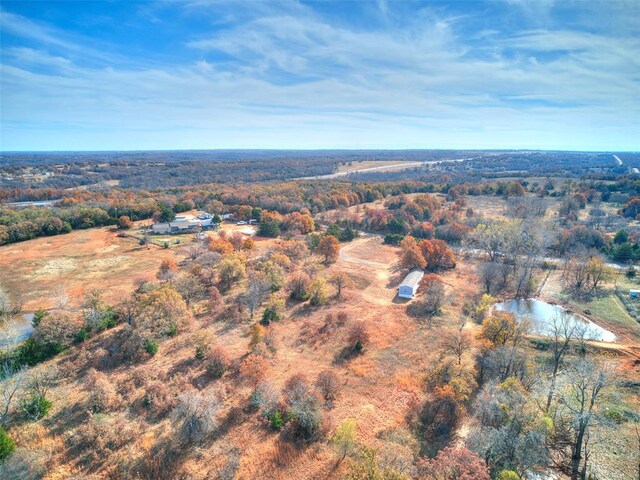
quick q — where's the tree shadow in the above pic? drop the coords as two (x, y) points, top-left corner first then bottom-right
(392, 294), (411, 305)
(386, 270), (407, 289)
(289, 302), (333, 320)
(332, 346), (362, 365)
(566, 287), (611, 303)
(167, 356), (197, 378)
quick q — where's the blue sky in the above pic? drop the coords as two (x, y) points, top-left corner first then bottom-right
(1, 0), (638, 151)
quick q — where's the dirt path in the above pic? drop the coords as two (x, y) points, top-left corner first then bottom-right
(339, 237), (389, 269)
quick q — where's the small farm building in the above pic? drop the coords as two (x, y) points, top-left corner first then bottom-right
(151, 215), (202, 234)
(398, 270), (424, 299)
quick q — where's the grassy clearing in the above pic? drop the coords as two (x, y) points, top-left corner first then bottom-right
(125, 227), (198, 249)
(555, 289), (640, 338)
(543, 270), (640, 339)
(0, 226), (177, 310)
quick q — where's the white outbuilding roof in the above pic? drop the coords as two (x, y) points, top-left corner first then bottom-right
(399, 269), (424, 289)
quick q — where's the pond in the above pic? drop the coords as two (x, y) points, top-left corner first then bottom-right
(494, 298), (616, 342)
(0, 313), (34, 347)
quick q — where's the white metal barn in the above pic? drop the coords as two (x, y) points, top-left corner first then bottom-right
(398, 270), (424, 299)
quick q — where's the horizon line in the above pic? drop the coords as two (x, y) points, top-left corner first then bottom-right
(2, 148), (639, 155)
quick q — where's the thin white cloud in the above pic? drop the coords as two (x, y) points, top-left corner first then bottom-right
(0, 9), (80, 52)
(0, 1), (638, 151)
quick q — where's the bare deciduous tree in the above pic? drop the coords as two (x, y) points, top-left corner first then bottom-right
(173, 389), (222, 444)
(330, 272), (353, 298)
(26, 366), (58, 400)
(52, 287), (70, 310)
(477, 262), (509, 295)
(250, 380), (280, 417)
(553, 360), (612, 480)
(562, 252), (610, 295)
(348, 322), (370, 353)
(183, 243), (206, 261)
(0, 361), (27, 427)
(287, 271), (311, 301)
(0, 323), (20, 357)
(242, 273), (271, 319)
(0, 287), (22, 325)
(175, 273), (208, 307)
(316, 370), (340, 402)
(544, 314), (588, 411)
(442, 330), (472, 366)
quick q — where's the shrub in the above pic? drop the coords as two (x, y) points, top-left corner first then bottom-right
(87, 369), (120, 413)
(384, 233), (404, 245)
(331, 419), (357, 461)
(308, 277), (329, 306)
(67, 414), (141, 462)
(240, 354), (270, 386)
(206, 346), (230, 379)
(316, 370), (340, 402)
(0, 428), (15, 463)
(109, 326), (149, 365)
(249, 323), (266, 350)
(173, 390), (221, 444)
(195, 345), (207, 360)
(33, 311), (84, 352)
(117, 215), (133, 230)
(250, 380), (280, 417)
(261, 295), (285, 325)
(269, 411), (285, 430)
(497, 471), (521, 480)
(348, 322), (370, 353)
(288, 272), (311, 301)
(143, 381), (176, 416)
(283, 374), (324, 441)
(604, 407), (625, 424)
(145, 338), (159, 356)
(626, 265), (636, 278)
(417, 446), (490, 480)
(261, 306), (280, 325)
(20, 394), (52, 421)
(13, 338), (60, 366)
(31, 308), (48, 328)
(76, 328), (90, 342)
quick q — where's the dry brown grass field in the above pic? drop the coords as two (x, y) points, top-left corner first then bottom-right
(0, 226), (486, 478)
(0, 225), (177, 311)
(1, 193), (639, 479)
(0, 216), (273, 312)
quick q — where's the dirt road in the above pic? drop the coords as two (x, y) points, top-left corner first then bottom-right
(298, 157), (474, 180)
(339, 236), (389, 268)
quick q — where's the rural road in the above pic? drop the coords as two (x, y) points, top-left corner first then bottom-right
(613, 154), (639, 174)
(455, 246), (627, 271)
(298, 157), (474, 180)
(337, 230), (627, 272)
(299, 161), (425, 180)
